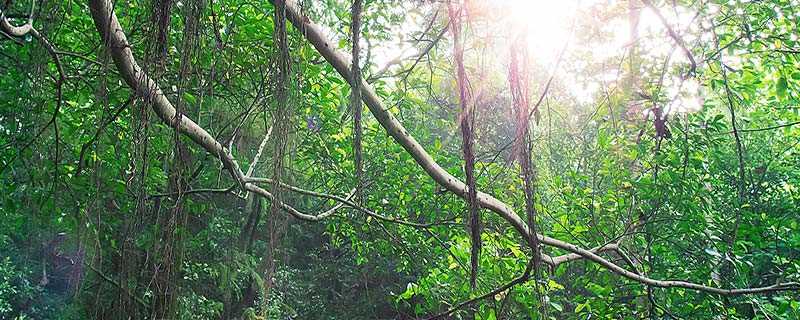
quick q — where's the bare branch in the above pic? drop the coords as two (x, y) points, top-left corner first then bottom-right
(270, 0), (800, 296)
(247, 177), (458, 228)
(640, 0), (697, 75)
(0, 0), (34, 37)
(87, 0), (800, 297)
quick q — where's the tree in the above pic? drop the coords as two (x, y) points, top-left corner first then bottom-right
(1, 0), (799, 318)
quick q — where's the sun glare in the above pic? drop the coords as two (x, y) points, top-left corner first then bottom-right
(499, 0), (702, 109)
(369, 0), (706, 111)
(503, 0), (697, 62)
(504, 0), (585, 64)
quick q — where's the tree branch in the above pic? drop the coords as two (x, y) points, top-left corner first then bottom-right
(87, 0), (800, 297)
(0, 0), (34, 37)
(247, 177), (458, 228)
(640, 0), (697, 75)
(269, 0), (799, 296)
(427, 259), (536, 319)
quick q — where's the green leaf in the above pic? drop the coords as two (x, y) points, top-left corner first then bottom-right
(398, 283), (417, 301)
(776, 76), (788, 98)
(548, 279), (565, 291)
(183, 92), (197, 105)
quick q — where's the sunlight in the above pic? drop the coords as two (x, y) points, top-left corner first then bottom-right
(370, 0), (707, 110)
(502, 0), (697, 62)
(503, 0), (584, 64)
(501, 0), (703, 108)
(5, 0), (800, 317)
(499, 0), (627, 105)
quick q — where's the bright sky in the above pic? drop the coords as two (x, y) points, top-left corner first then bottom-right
(367, 0), (705, 113)
(503, 0), (704, 112)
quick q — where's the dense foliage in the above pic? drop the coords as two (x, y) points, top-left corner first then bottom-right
(1, 0), (799, 319)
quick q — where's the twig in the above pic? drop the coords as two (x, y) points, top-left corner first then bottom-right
(729, 120), (800, 133)
(147, 184), (239, 200)
(427, 259), (535, 319)
(76, 96), (134, 176)
(641, 0), (697, 76)
(89, 264), (148, 308)
(247, 177), (458, 228)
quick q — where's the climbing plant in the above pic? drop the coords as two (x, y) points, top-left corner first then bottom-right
(1, 0), (799, 319)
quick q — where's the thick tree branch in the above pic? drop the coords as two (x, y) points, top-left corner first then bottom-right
(89, 0), (247, 186)
(269, 0), (799, 296)
(0, 0), (34, 37)
(88, 0), (330, 224)
(87, 0), (800, 297)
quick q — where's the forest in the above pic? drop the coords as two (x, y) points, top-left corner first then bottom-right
(1, 0), (800, 318)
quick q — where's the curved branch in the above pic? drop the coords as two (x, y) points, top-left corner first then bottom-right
(247, 177), (458, 228)
(270, 0), (799, 296)
(0, 15), (31, 36)
(87, 0), (800, 297)
(87, 0), (332, 223)
(88, 0), (247, 186)
(244, 183), (352, 221)
(546, 242), (619, 267)
(427, 259), (535, 319)
(267, 0), (532, 254)
(0, 0), (34, 37)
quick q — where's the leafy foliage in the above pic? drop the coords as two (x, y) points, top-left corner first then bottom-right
(1, 0), (799, 319)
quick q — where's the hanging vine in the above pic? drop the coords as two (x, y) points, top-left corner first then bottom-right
(448, 1), (480, 292)
(261, 0), (292, 315)
(4, 0), (800, 318)
(508, 31), (547, 317)
(351, 0), (364, 202)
